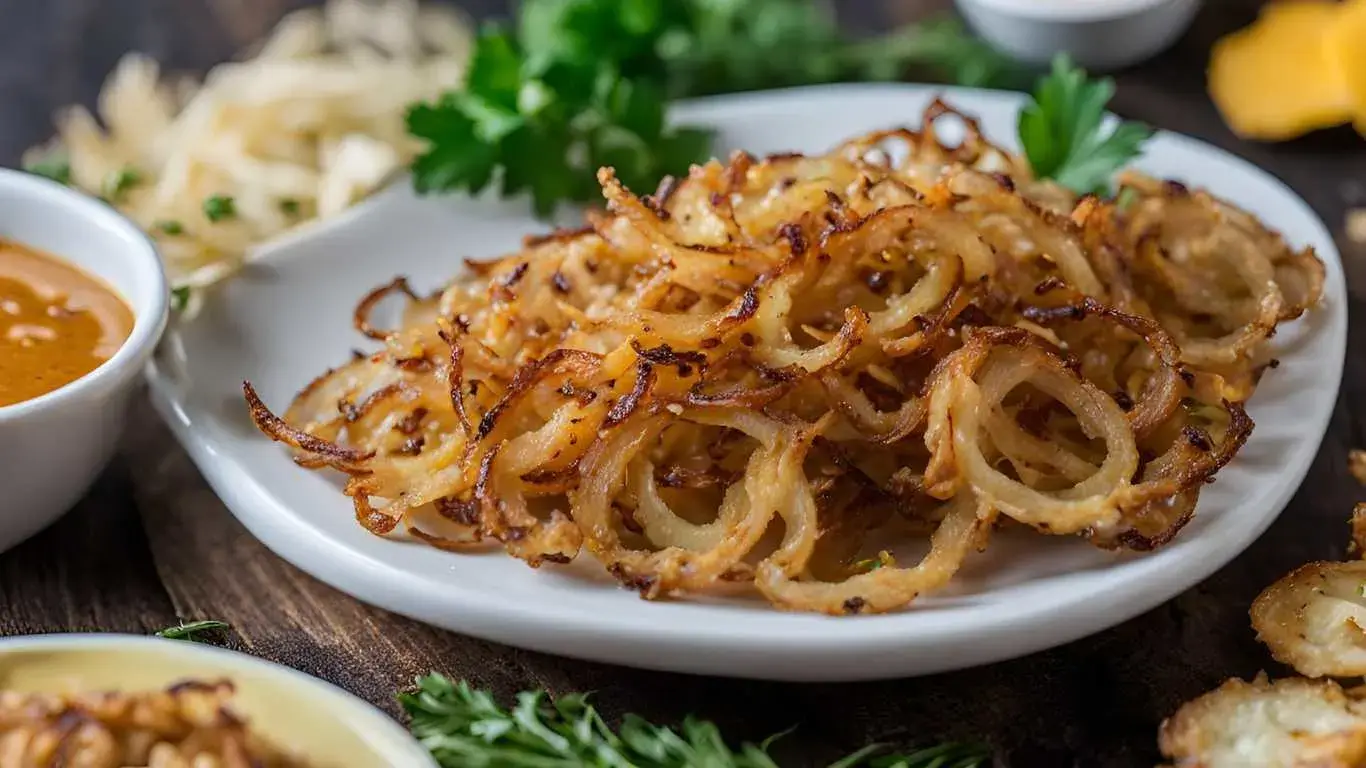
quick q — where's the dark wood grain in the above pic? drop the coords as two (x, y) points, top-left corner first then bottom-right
(0, 458), (178, 636)
(2, 1), (1365, 766)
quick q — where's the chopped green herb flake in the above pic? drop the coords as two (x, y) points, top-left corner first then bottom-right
(156, 220), (185, 236)
(853, 550), (896, 573)
(102, 167), (142, 202)
(279, 198), (300, 215)
(170, 286), (192, 312)
(203, 195), (236, 222)
(24, 153), (70, 185)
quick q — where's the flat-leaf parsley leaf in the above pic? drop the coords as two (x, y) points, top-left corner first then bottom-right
(407, 4), (713, 218)
(407, 1), (1026, 217)
(1017, 54), (1153, 195)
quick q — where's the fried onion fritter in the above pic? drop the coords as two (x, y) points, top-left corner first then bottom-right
(0, 680), (305, 768)
(1252, 561), (1366, 679)
(1159, 674), (1366, 768)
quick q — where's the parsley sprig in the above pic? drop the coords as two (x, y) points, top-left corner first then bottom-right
(401, 674), (990, 768)
(1017, 55), (1152, 196)
(407, 0), (1022, 217)
(408, 3), (712, 217)
(659, 4), (1020, 96)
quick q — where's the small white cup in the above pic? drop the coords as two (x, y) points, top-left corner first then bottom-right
(0, 169), (168, 553)
(955, 0), (1203, 72)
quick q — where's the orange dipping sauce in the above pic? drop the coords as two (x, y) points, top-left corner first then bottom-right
(0, 239), (134, 407)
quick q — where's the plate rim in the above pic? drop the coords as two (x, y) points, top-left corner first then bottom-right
(145, 82), (1347, 681)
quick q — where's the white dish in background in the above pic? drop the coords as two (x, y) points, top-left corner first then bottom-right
(0, 633), (435, 767)
(955, 0), (1202, 71)
(0, 170), (168, 554)
(146, 84), (1345, 682)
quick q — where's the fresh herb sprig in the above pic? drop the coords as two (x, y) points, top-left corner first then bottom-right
(408, 1), (713, 217)
(662, 6), (1021, 96)
(407, 0), (1022, 217)
(1017, 55), (1152, 196)
(400, 673), (990, 768)
(155, 619), (230, 642)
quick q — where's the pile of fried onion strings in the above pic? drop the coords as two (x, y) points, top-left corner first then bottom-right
(245, 100), (1324, 615)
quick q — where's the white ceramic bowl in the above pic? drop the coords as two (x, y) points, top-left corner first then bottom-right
(0, 633), (436, 767)
(955, 0), (1202, 71)
(0, 169), (168, 553)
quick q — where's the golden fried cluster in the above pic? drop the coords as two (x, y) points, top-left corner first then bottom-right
(247, 100), (1324, 615)
(1159, 513), (1366, 768)
(0, 680), (304, 767)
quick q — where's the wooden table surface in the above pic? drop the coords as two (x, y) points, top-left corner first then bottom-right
(2, 1), (1365, 765)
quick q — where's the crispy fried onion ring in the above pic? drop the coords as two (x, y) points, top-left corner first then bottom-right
(244, 99), (1324, 614)
(925, 329), (1139, 537)
(573, 407), (824, 598)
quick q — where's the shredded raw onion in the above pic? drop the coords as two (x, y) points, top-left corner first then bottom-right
(24, 0), (471, 311)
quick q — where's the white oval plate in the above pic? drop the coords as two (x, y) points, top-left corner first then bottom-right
(146, 84), (1346, 682)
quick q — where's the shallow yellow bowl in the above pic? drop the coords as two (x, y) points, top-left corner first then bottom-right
(0, 634), (436, 767)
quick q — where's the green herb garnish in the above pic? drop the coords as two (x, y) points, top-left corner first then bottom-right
(156, 219), (185, 236)
(408, 7), (713, 218)
(279, 198), (300, 216)
(401, 673), (989, 767)
(657, 0), (845, 96)
(155, 619), (228, 642)
(842, 16), (1022, 89)
(852, 550), (896, 573)
(102, 167), (142, 202)
(407, 1), (1024, 217)
(410, 13), (1149, 214)
(203, 195), (236, 222)
(170, 286), (192, 312)
(1017, 54), (1152, 196)
(663, 8), (1020, 96)
(24, 152), (71, 185)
